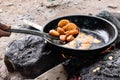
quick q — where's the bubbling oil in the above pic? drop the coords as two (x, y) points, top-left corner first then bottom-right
(63, 29), (107, 50)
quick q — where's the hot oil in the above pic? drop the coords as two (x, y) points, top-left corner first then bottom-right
(63, 29), (106, 50)
(81, 29), (106, 49)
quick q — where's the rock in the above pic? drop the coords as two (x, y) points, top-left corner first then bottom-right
(0, 9), (3, 13)
(9, 72), (23, 80)
(43, 0), (71, 8)
(92, 67), (101, 73)
(4, 36), (62, 79)
(0, 62), (9, 79)
(6, 3), (14, 6)
(74, 3), (79, 5)
(0, 77), (4, 80)
(107, 4), (118, 9)
(108, 56), (113, 60)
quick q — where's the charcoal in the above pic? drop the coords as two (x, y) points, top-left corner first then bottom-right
(79, 50), (120, 80)
(4, 36), (62, 78)
(67, 11), (120, 80)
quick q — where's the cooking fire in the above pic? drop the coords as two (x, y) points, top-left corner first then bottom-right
(3, 11), (120, 80)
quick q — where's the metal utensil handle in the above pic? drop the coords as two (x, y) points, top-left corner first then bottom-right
(7, 28), (46, 37)
(7, 28), (59, 39)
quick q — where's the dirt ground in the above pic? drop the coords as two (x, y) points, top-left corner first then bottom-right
(0, 0), (120, 80)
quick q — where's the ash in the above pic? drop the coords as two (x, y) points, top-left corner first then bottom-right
(65, 45), (120, 80)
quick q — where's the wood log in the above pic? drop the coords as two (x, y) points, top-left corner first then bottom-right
(35, 64), (68, 80)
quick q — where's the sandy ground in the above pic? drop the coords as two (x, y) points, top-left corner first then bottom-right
(0, 0), (120, 79)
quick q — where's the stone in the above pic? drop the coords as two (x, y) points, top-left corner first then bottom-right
(107, 4), (118, 9)
(4, 36), (62, 79)
(0, 9), (3, 13)
(43, 0), (71, 8)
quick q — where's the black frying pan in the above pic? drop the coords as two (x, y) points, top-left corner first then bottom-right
(8, 11), (119, 57)
(43, 14), (118, 57)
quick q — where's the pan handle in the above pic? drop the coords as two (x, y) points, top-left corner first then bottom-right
(23, 20), (43, 32)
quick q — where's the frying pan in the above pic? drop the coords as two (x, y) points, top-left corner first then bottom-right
(8, 12), (118, 57)
(43, 15), (118, 57)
